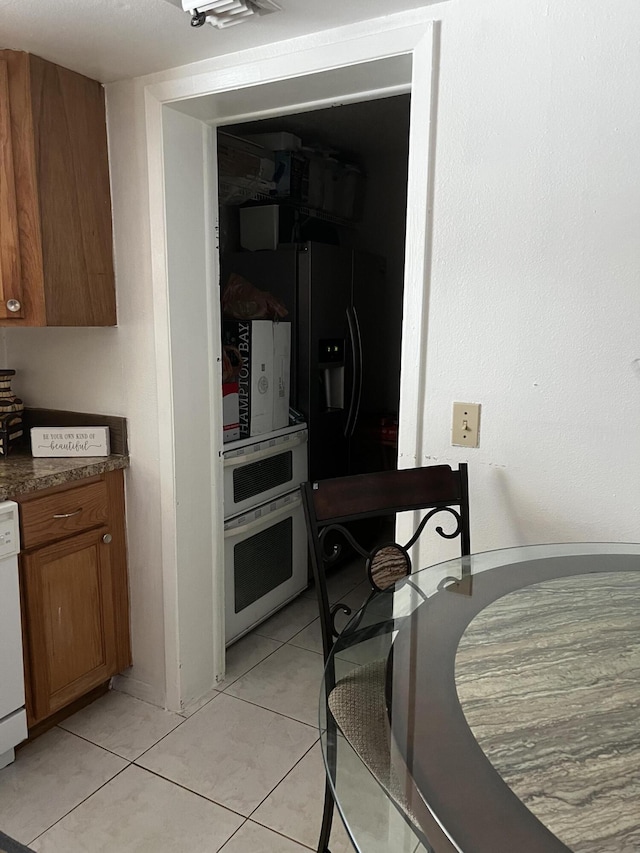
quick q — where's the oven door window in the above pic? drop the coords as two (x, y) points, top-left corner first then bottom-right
(234, 516), (293, 613)
(233, 452), (293, 505)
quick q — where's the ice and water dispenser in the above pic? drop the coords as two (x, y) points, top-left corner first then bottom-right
(319, 338), (345, 410)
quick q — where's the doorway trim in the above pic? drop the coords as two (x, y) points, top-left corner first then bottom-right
(144, 9), (442, 710)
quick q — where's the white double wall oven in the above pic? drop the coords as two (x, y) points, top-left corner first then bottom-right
(223, 424), (309, 645)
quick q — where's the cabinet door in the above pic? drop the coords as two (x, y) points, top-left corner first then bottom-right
(0, 59), (23, 319)
(29, 55), (116, 326)
(21, 526), (117, 724)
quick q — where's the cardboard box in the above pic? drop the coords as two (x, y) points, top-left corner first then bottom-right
(222, 320), (291, 439)
(222, 382), (240, 443)
(223, 320), (274, 439)
(272, 322), (291, 431)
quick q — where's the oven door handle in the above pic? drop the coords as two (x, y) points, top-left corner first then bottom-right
(224, 496), (302, 538)
(223, 432), (307, 467)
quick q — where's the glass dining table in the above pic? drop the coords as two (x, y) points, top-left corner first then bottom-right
(319, 543), (640, 853)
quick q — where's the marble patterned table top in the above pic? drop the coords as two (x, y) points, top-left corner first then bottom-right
(456, 571), (640, 853)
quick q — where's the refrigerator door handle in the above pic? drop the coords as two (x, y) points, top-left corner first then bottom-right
(345, 306), (363, 438)
(345, 306), (358, 438)
(350, 305), (364, 438)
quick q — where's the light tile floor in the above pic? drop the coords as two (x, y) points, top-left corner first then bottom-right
(0, 562), (424, 852)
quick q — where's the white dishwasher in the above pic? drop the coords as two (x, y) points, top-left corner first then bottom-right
(0, 500), (27, 769)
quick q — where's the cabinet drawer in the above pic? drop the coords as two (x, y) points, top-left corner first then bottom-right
(21, 480), (109, 549)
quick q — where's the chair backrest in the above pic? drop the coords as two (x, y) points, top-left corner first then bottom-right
(302, 464), (470, 663)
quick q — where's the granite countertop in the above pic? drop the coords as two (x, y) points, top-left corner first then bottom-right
(0, 451), (130, 500)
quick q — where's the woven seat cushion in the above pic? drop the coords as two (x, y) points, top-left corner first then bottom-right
(328, 659), (418, 824)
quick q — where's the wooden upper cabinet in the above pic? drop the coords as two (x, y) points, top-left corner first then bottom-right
(0, 50), (116, 326)
(0, 59), (23, 318)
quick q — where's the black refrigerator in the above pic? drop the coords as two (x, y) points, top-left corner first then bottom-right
(221, 241), (394, 481)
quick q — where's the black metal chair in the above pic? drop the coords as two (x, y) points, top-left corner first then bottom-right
(302, 463), (470, 853)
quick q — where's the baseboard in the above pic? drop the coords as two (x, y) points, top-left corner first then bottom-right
(111, 674), (165, 709)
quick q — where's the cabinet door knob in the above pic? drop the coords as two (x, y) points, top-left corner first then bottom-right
(6, 299), (21, 313)
(102, 533), (112, 544)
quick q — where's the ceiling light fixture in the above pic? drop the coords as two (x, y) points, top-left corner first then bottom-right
(182, 0), (282, 30)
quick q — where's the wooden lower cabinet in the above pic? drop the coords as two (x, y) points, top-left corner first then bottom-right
(18, 470), (131, 729)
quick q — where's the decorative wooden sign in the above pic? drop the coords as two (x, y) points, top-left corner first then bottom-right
(31, 426), (110, 457)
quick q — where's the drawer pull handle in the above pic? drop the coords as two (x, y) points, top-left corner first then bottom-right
(53, 508), (83, 519)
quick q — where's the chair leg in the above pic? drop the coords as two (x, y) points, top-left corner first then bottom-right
(318, 775), (334, 852)
(319, 708), (338, 853)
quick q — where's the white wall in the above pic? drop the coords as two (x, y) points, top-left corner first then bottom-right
(5, 78), (169, 707)
(424, 0), (640, 557)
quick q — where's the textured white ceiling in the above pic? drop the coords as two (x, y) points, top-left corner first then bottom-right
(0, 0), (439, 83)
